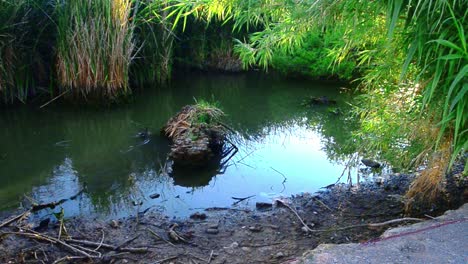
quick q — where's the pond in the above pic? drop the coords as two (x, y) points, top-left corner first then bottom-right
(0, 72), (359, 219)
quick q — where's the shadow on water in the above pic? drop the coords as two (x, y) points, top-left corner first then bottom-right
(0, 72), (360, 219)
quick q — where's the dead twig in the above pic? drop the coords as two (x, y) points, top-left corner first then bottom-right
(270, 167), (287, 193)
(52, 256), (86, 264)
(208, 250), (214, 263)
(153, 255), (178, 264)
(232, 195), (255, 205)
(0, 210), (31, 228)
(115, 235), (139, 251)
(275, 199), (313, 232)
(2, 230), (96, 258)
(147, 228), (176, 247)
(313, 197), (332, 212)
(65, 238), (148, 253)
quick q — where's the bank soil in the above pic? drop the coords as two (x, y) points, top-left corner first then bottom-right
(0, 171), (466, 264)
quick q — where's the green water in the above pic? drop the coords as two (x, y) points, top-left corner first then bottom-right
(0, 72), (358, 219)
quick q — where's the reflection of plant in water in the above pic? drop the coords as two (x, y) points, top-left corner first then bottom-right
(306, 103), (360, 166)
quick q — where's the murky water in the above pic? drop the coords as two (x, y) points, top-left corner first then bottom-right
(0, 72), (359, 219)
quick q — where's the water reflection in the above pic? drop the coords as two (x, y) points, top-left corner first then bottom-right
(0, 72), (359, 219)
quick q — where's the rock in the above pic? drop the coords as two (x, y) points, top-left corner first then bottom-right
(241, 247), (251, 252)
(149, 193), (160, 199)
(256, 202), (273, 210)
(205, 228), (219, 234)
(110, 220), (120, 229)
(33, 218), (50, 231)
(249, 225), (263, 232)
(361, 159), (381, 168)
(275, 252), (285, 259)
(208, 222), (219, 229)
(190, 212), (207, 220)
(227, 242), (239, 248)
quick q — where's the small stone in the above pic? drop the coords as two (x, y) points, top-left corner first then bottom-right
(190, 212), (207, 220)
(249, 225), (263, 232)
(110, 220), (119, 228)
(206, 228), (219, 234)
(275, 252), (285, 259)
(229, 242), (239, 248)
(301, 226), (309, 233)
(208, 223), (219, 229)
(149, 193), (160, 199)
(313, 211), (318, 215)
(241, 247), (251, 252)
(256, 202), (273, 210)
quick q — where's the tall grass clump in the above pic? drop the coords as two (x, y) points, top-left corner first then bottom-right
(55, 0), (136, 100)
(0, 0), (37, 103)
(132, 0), (175, 86)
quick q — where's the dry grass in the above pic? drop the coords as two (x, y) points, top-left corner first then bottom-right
(405, 139), (452, 211)
(164, 104), (224, 139)
(56, 0), (135, 100)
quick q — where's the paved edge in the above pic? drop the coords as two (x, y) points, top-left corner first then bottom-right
(294, 203), (468, 264)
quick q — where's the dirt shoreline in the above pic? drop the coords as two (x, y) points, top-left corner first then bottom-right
(1, 170), (466, 263)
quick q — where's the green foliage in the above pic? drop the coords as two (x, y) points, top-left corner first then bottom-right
(132, 0), (175, 86)
(193, 98), (223, 125)
(166, 0), (466, 171)
(271, 32), (356, 80)
(0, 0), (45, 104)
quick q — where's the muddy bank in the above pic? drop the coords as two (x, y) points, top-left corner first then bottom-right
(0, 172), (466, 263)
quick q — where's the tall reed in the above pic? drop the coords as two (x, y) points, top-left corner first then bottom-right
(55, 0), (136, 100)
(0, 0), (36, 103)
(132, 0), (175, 86)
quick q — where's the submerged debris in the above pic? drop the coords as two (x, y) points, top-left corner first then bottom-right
(302, 96), (337, 106)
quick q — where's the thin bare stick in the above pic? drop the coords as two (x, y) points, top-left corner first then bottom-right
(52, 256), (86, 264)
(147, 228), (176, 247)
(208, 250), (214, 263)
(39, 89), (70, 109)
(275, 200), (313, 232)
(313, 197), (332, 211)
(0, 210), (30, 228)
(153, 256), (178, 264)
(93, 229), (105, 251)
(232, 195), (255, 205)
(65, 238), (148, 253)
(3, 231), (94, 258)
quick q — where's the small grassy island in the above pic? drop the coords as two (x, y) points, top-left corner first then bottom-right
(0, 0), (466, 263)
